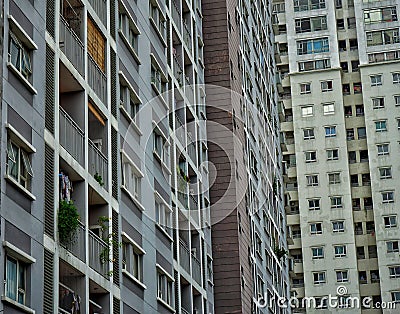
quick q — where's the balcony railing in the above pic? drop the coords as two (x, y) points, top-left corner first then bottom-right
(185, 76), (194, 103)
(171, 0), (181, 31)
(87, 53), (107, 104)
(88, 0), (107, 25)
(191, 253), (201, 284)
(181, 307), (190, 314)
(88, 138), (108, 190)
(179, 239), (191, 273)
(60, 222), (86, 261)
(59, 283), (81, 314)
(187, 142), (196, 164)
(173, 55), (184, 87)
(183, 22), (192, 53)
(89, 229), (109, 276)
(175, 113), (186, 144)
(59, 107), (85, 166)
(59, 15), (85, 77)
(189, 194), (199, 223)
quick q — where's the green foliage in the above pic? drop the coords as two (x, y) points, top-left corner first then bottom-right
(94, 172), (104, 186)
(273, 242), (287, 261)
(97, 216), (121, 276)
(58, 200), (80, 245)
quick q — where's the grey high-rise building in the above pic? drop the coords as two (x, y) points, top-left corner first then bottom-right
(0, 0), (214, 313)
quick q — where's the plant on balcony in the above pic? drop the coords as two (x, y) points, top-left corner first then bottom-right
(272, 176), (278, 195)
(97, 216), (120, 276)
(94, 172), (104, 186)
(177, 166), (190, 183)
(58, 200), (80, 245)
(273, 242), (287, 261)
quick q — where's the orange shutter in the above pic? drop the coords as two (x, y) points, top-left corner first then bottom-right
(87, 17), (105, 72)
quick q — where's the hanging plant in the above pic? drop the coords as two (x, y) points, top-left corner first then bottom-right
(94, 172), (104, 186)
(97, 216), (121, 276)
(273, 242), (287, 261)
(58, 200), (80, 245)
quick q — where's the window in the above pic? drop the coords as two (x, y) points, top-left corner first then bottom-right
(321, 80), (333, 92)
(351, 60), (359, 72)
(356, 104), (364, 116)
(331, 196), (343, 208)
(367, 29), (400, 46)
(341, 61), (348, 72)
(391, 291), (400, 303)
(155, 200), (172, 234)
(297, 38), (329, 55)
(337, 19), (345, 29)
(347, 17), (356, 27)
(301, 106), (313, 117)
(364, 7), (398, 24)
(294, 0), (326, 11)
(336, 270), (349, 282)
(372, 97), (384, 109)
(334, 245), (346, 257)
(120, 83), (141, 122)
(384, 215), (397, 228)
(325, 126), (336, 137)
(150, 1), (167, 40)
(387, 241), (399, 253)
(382, 191), (394, 203)
(157, 268), (173, 305)
(357, 127), (366, 139)
(306, 175), (319, 186)
(122, 161), (142, 201)
(389, 266), (400, 278)
(393, 72), (400, 84)
(395, 95), (400, 106)
(332, 221), (345, 232)
(313, 272), (326, 284)
(295, 16), (327, 33)
(122, 239), (144, 282)
(119, 9), (140, 57)
(153, 129), (168, 164)
(305, 151), (317, 163)
(328, 173), (341, 184)
(370, 74), (382, 86)
(312, 247), (324, 259)
(308, 199), (321, 210)
(327, 149), (339, 160)
(379, 167), (392, 179)
(377, 143), (389, 156)
(353, 82), (362, 93)
(151, 62), (167, 94)
(323, 103), (335, 115)
(342, 84), (350, 95)
(8, 32), (33, 80)
(299, 59), (331, 71)
(375, 120), (387, 132)
(300, 83), (311, 94)
(310, 223), (323, 235)
(303, 128), (315, 140)
(6, 140), (34, 191)
(5, 256), (26, 305)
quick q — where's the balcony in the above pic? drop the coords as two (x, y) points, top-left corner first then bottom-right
(59, 107), (85, 166)
(171, 0), (181, 31)
(87, 53), (107, 104)
(60, 222), (86, 262)
(88, 0), (107, 25)
(59, 283), (81, 314)
(179, 239), (191, 273)
(88, 138), (108, 190)
(183, 22), (192, 53)
(89, 229), (109, 276)
(191, 253), (201, 284)
(59, 15), (85, 77)
(173, 55), (184, 87)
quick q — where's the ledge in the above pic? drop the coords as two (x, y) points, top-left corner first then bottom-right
(121, 232), (146, 254)
(8, 15), (38, 50)
(7, 62), (37, 95)
(119, 31), (141, 64)
(156, 224), (174, 242)
(2, 296), (35, 314)
(157, 297), (175, 313)
(121, 185), (145, 211)
(122, 269), (147, 289)
(119, 105), (143, 136)
(4, 175), (36, 201)
(6, 123), (36, 153)
(3, 241), (36, 263)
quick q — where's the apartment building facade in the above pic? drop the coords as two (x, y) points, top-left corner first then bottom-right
(0, 0), (214, 313)
(273, 0), (400, 311)
(203, 0), (290, 313)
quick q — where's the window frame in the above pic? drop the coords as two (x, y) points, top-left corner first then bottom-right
(370, 74), (382, 86)
(332, 220), (345, 233)
(334, 245), (347, 257)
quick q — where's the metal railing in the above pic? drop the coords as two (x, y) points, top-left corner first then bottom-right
(173, 55), (184, 87)
(181, 307), (190, 314)
(183, 22), (192, 53)
(59, 283), (81, 314)
(59, 107), (85, 166)
(89, 229), (109, 276)
(191, 253), (201, 284)
(171, 0), (181, 31)
(88, 138), (108, 190)
(88, 0), (107, 25)
(61, 222), (86, 261)
(187, 142), (196, 164)
(87, 53), (107, 104)
(179, 239), (191, 273)
(185, 76), (194, 103)
(59, 15), (85, 77)
(175, 113), (186, 145)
